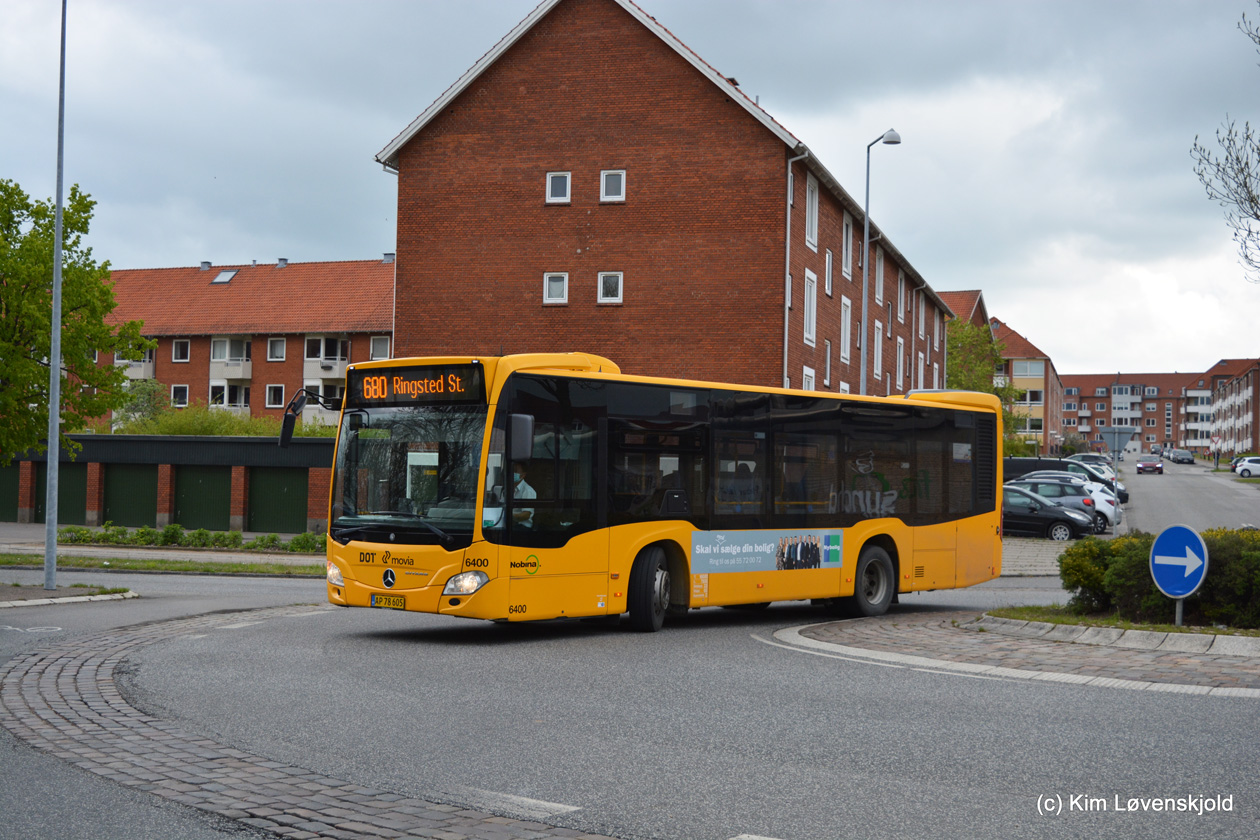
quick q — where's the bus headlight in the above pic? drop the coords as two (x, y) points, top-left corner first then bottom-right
(327, 560), (344, 586)
(443, 571), (488, 595)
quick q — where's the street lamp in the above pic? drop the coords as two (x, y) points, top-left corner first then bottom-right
(859, 128), (901, 396)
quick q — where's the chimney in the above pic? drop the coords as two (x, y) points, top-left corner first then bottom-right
(383, 253), (396, 264)
(200, 261), (211, 271)
(277, 258), (288, 268)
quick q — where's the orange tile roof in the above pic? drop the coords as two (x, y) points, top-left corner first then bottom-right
(937, 290), (985, 325)
(989, 317), (1049, 360)
(107, 260), (394, 336)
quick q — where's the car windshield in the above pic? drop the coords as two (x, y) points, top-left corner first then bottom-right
(329, 403), (489, 547)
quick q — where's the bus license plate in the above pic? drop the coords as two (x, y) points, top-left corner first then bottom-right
(371, 594), (405, 610)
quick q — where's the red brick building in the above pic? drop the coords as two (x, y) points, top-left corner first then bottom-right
(105, 258), (395, 424)
(379, 0), (951, 393)
(990, 318), (1064, 454)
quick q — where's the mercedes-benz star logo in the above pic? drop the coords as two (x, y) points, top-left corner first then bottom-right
(382, 569), (396, 588)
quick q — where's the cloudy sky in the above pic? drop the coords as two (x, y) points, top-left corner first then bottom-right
(4, 0), (1258, 375)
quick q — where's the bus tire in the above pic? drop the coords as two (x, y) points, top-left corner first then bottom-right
(628, 545), (670, 632)
(852, 546), (895, 617)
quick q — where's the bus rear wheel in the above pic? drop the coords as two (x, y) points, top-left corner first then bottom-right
(851, 546), (895, 617)
(628, 545), (670, 632)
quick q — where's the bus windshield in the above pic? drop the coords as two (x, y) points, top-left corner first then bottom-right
(329, 403), (489, 548)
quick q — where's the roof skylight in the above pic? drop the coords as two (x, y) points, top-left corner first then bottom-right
(212, 270), (238, 284)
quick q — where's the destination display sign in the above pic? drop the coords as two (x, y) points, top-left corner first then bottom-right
(347, 364), (485, 407)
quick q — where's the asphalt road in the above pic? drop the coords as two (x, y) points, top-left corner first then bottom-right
(2, 461), (1258, 840)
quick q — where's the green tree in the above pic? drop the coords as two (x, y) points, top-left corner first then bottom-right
(1192, 2), (1260, 283)
(112, 377), (170, 427)
(945, 318), (1023, 442)
(0, 179), (150, 465)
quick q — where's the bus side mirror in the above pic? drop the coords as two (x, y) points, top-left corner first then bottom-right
(278, 390), (309, 448)
(509, 414), (535, 460)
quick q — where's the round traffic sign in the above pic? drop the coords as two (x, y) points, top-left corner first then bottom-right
(1149, 524), (1208, 599)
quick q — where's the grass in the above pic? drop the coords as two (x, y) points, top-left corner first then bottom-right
(988, 604), (1260, 637)
(0, 553), (324, 577)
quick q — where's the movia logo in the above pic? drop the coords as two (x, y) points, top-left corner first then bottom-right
(510, 555), (541, 575)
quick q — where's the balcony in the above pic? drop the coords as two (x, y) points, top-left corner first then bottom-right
(209, 358), (253, 380)
(1077, 409), (1092, 418)
(304, 358), (348, 381)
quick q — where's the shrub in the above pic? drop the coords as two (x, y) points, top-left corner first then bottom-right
(1057, 537), (1112, 613)
(100, 522), (131, 544)
(132, 526), (162, 546)
(1102, 533), (1172, 623)
(58, 525), (94, 544)
(245, 533), (284, 551)
(286, 531), (325, 553)
(183, 528), (214, 547)
(1197, 528), (1260, 628)
(160, 523), (185, 545)
(211, 530), (243, 548)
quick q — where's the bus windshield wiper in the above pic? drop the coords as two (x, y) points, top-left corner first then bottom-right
(365, 511), (452, 541)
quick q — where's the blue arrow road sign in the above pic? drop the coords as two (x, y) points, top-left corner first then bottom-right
(1149, 525), (1209, 599)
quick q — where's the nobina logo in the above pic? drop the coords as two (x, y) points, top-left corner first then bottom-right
(510, 555), (541, 575)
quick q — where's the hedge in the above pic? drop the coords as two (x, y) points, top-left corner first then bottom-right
(58, 523), (326, 554)
(1058, 529), (1260, 628)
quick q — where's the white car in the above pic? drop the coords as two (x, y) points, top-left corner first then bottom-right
(1236, 456), (1260, 478)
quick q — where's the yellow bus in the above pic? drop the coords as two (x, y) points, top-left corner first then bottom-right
(281, 352), (1002, 631)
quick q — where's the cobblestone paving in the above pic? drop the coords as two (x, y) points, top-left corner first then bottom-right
(0, 605), (618, 840)
(799, 612), (1260, 695)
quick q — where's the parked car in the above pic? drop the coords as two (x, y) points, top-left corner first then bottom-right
(1005, 478), (1106, 534)
(1236, 456), (1260, 478)
(1067, 452), (1112, 467)
(1014, 472), (1123, 531)
(1135, 455), (1164, 474)
(1002, 485), (1093, 540)
(1168, 449), (1195, 464)
(1004, 457), (1128, 503)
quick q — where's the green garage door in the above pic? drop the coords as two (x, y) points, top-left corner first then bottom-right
(248, 467), (308, 534)
(0, 464), (19, 522)
(174, 465), (231, 532)
(104, 464), (158, 528)
(34, 462), (88, 525)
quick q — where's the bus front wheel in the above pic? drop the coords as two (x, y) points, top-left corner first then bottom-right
(628, 545), (670, 632)
(852, 546), (895, 617)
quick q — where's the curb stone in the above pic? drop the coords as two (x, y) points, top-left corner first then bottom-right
(967, 614), (1260, 658)
(0, 591), (139, 609)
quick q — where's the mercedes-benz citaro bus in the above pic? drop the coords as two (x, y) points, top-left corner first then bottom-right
(280, 353), (1002, 632)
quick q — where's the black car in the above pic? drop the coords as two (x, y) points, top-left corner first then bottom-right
(1005, 478), (1106, 534)
(1168, 450), (1195, 464)
(1002, 485), (1093, 541)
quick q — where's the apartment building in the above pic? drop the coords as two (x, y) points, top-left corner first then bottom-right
(989, 318), (1064, 454)
(105, 258), (395, 424)
(1209, 359), (1260, 455)
(378, 0), (951, 392)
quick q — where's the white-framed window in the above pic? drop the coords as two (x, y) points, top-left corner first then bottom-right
(544, 272), (568, 304)
(267, 338), (285, 361)
(873, 321), (884, 379)
(1065, 402), (1077, 411)
(825, 250), (833, 296)
(172, 339), (190, 363)
(917, 351), (926, 390)
(598, 272), (623, 304)
(1146, 417), (1157, 427)
(897, 272), (906, 322)
(839, 382), (851, 394)
(171, 384), (188, 408)
(874, 247), (884, 304)
(1145, 386), (1158, 396)
(306, 336), (348, 361)
(934, 309), (941, 350)
(802, 365), (816, 391)
(370, 336), (390, 360)
(266, 384), (285, 408)
(601, 169), (625, 202)
(840, 296), (852, 363)
(209, 380), (226, 406)
(933, 362), (940, 389)
(805, 174), (819, 251)
(803, 270), (817, 347)
(1014, 360), (1045, 377)
(546, 171), (571, 204)
(1095, 387), (1108, 396)
(211, 338), (250, 362)
(1145, 402), (1156, 412)
(917, 292), (926, 338)
(824, 339), (832, 386)
(1096, 402), (1106, 411)
(896, 337), (905, 390)
(1146, 434), (1156, 442)
(1063, 418), (1078, 427)
(841, 213), (854, 279)
(1097, 418), (1108, 427)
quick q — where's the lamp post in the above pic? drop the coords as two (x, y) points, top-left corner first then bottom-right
(859, 128), (901, 396)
